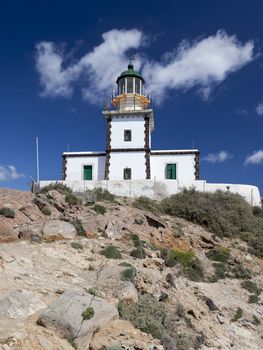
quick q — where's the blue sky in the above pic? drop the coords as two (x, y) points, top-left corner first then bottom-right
(0, 0), (263, 193)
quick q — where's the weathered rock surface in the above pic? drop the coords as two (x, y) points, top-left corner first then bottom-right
(42, 220), (77, 240)
(37, 290), (118, 346)
(0, 218), (18, 243)
(90, 319), (163, 350)
(0, 289), (46, 320)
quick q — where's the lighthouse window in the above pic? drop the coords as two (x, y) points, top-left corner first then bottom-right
(123, 168), (131, 180)
(124, 130), (132, 141)
(135, 78), (141, 94)
(127, 77), (133, 93)
(166, 164), (177, 180)
(119, 79), (125, 94)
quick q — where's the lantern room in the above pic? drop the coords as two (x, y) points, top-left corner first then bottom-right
(112, 63), (150, 111)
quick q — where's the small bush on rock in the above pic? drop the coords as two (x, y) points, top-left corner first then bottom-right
(100, 245), (122, 259)
(130, 247), (146, 259)
(41, 206), (51, 216)
(121, 267), (137, 282)
(231, 307), (243, 322)
(39, 183), (72, 195)
(71, 242), (84, 250)
(165, 249), (195, 268)
(93, 204), (107, 215)
(94, 187), (115, 202)
(133, 196), (162, 215)
(65, 193), (80, 205)
(0, 207), (15, 218)
(249, 294), (259, 304)
(206, 248), (230, 263)
(241, 280), (261, 295)
(81, 307), (94, 320)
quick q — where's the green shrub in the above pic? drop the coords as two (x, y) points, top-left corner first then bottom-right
(131, 234), (143, 248)
(94, 188), (115, 202)
(87, 287), (103, 298)
(65, 193), (80, 205)
(39, 183), (72, 195)
(249, 294), (259, 304)
(93, 204), (107, 215)
(231, 307), (243, 322)
(231, 263), (251, 280)
(206, 248), (230, 263)
(164, 249), (204, 282)
(82, 307), (94, 320)
(161, 189), (263, 258)
(0, 207), (15, 218)
(119, 262), (133, 267)
(70, 219), (85, 236)
(41, 206), (51, 216)
(66, 336), (77, 349)
(71, 242), (84, 249)
(209, 263), (227, 282)
(241, 280), (261, 295)
(165, 249), (195, 268)
(133, 196), (161, 214)
(121, 267), (137, 282)
(130, 247), (146, 259)
(117, 300), (126, 318)
(100, 245), (122, 259)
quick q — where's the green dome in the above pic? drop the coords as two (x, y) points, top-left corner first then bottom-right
(116, 63), (145, 83)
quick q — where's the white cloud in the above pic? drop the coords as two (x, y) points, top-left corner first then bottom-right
(35, 29), (254, 104)
(0, 165), (25, 182)
(245, 150), (263, 165)
(256, 103), (263, 115)
(202, 150), (233, 163)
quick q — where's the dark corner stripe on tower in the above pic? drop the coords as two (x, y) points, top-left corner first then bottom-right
(194, 152), (200, 179)
(62, 154), (67, 180)
(104, 116), (112, 179)
(144, 114), (151, 179)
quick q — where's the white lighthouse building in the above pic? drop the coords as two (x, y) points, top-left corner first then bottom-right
(40, 63), (261, 206)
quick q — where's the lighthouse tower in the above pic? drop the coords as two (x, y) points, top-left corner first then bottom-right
(103, 63), (154, 180)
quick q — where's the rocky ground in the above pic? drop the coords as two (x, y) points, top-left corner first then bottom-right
(0, 188), (262, 350)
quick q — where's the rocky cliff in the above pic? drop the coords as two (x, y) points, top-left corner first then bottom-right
(0, 187), (262, 350)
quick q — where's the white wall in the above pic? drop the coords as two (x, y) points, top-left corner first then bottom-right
(65, 155), (105, 181)
(150, 154), (196, 180)
(109, 151), (146, 180)
(39, 179), (262, 207)
(110, 116), (147, 148)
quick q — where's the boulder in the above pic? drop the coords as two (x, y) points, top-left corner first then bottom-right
(0, 217), (18, 242)
(37, 290), (118, 346)
(19, 205), (45, 222)
(82, 215), (108, 236)
(120, 281), (138, 304)
(0, 289), (46, 320)
(46, 190), (67, 212)
(105, 219), (124, 239)
(43, 220), (77, 240)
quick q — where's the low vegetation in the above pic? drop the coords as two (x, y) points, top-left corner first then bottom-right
(133, 196), (161, 215)
(0, 207), (15, 218)
(81, 307), (94, 320)
(161, 249), (204, 282)
(160, 189), (263, 258)
(206, 247), (230, 263)
(70, 242), (84, 250)
(39, 183), (72, 195)
(65, 193), (81, 205)
(93, 204), (107, 215)
(119, 294), (202, 350)
(87, 287), (103, 298)
(231, 307), (243, 322)
(93, 187), (116, 202)
(40, 206), (51, 216)
(241, 280), (261, 295)
(249, 294), (260, 304)
(100, 245), (122, 259)
(130, 234), (146, 259)
(120, 266), (137, 282)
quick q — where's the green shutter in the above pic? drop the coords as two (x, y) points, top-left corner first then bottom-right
(83, 165), (92, 180)
(166, 164), (176, 179)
